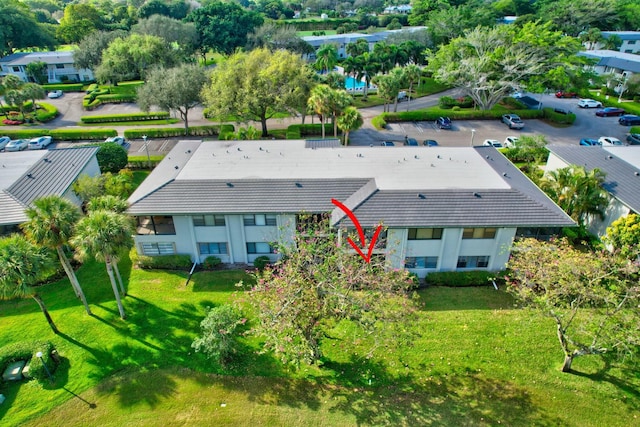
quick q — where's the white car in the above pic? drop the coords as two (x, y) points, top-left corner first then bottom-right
(47, 90), (63, 99)
(483, 139), (503, 148)
(598, 136), (624, 146)
(578, 99), (603, 108)
(28, 136), (53, 150)
(0, 136), (10, 150)
(5, 139), (29, 151)
(504, 136), (520, 147)
(105, 136), (127, 146)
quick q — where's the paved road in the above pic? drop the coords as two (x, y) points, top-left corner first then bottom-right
(31, 89), (637, 153)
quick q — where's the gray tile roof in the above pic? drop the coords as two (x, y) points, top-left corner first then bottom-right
(580, 50), (640, 73)
(127, 179), (372, 215)
(547, 145), (640, 213)
(602, 31), (640, 41)
(2, 51), (75, 66)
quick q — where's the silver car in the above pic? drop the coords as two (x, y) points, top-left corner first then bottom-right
(502, 114), (524, 129)
(0, 136), (10, 150)
(5, 139), (29, 151)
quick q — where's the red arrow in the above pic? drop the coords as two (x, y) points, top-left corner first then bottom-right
(331, 198), (382, 263)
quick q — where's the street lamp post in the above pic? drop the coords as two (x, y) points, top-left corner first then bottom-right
(470, 129), (476, 147)
(142, 135), (151, 169)
(36, 351), (54, 383)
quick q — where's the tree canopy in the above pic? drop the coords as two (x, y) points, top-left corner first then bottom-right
(73, 30), (129, 72)
(0, 0), (56, 56)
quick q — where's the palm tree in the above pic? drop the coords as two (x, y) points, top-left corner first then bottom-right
(308, 84), (333, 139)
(87, 195), (128, 213)
(359, 52), (380, 100)
(71, 211), (134, 319)
(0, 75), (23, 119)
(346, 38), (369, 58)
(22, 195), (92, 315)
(337, 106), (363, 145)
(0, 235), (58, 333)
(314, 44), (338, 74)
(342, 56), (360, 91)
(403, 64), (422, 106)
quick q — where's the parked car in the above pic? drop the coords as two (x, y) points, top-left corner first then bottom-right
(503, 136), (520, 147)
(578, 99), (602, 108)
(619, 115), (640, 126)
(483, 139), (503, 148)
(435, 116), (452, 129)
(381, 141), (395, 146)
(397, 91), (408, 102)
(105, 136), (127, 145)
(598, 136), (624, 146)
(555, 91), (578, 98)
(502, 114), (524, 129)
(579, 138), (601, 146)
(5, 139), (28, 151)
(626, 134), (640, 145)
(28, 136), (53, 150)
(595, 107), (625, 117)
(47, 90), (63, 99)
(423, 139), (438, 147)
(404, 137), (419, 146)
(0, 136), (10, 150)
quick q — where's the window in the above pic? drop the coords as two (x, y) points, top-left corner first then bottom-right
(405, 256), (438, 269)
(625, 49), (633, 53)
(462, 228), (496, 239)
(141, 242), (175, 255)
(193, 215), (225, 226)
(457, 256), (490, 269)
(243, 214), (277, 226)
(628, 40), (636, 45)
(246, 242), (273, 254)
(12, 66), (19, 72)
(55, 64), (65, 69)
(198, 242), (228, 255)
(136, 216), (175, 235)
(408, 228), (443, 240)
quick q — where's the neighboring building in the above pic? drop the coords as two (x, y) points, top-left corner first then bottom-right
(383, 5), (412, 14)
(579, 50), (640, 79)
(128, 140), (574, 277)
(0, 51), (94, 83)
(0, 147), (100, 235)
(600, 31), (640, 54)
(546, 145), (640, 237)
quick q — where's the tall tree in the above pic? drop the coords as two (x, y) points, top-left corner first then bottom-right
(314, 44), (338, 74)
(0, 75), (23, 120)
(507, 238), (640, 372)
(403, 64), (422, 105)
(307, 84), (333, 139)
(22, 196), (92, 315)
(56, 3), (103, 44)
(246, 23), (313, 55)
(336, 106), (363, 145)
(0, 0), (56, 57)
(132, 15), (198, 58)
(21, 83), (46, 117)
(186, 1), (263, 57)
(0, 234), (58, 333)
(137, 64), (208, 135)
(25, 61), (48, 85)
(203, 48), (315, 137)
(71, 211), (134, 319)
(73, 30), (128, 73)
(428, 22), (583, 110)
(346, 38), (370, 58)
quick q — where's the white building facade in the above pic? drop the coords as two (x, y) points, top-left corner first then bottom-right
(0, 51), (94, 83)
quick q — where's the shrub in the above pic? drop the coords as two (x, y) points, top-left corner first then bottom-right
(0, 341), (57, 383)
(127, 157), (164, 170)
(371, 115), (387, 130)
(97, 143), (129, 173)
(285, 123), (333, 137)
(124, 124), (234, 139)
(137, 254), (193, 270)
(425, 270), (496, 287)
(81, 112), (170, 124)
(501, 97), (528, 109)
(589, 93), (640, 115)
(35, 102), (58, 122)
(253, 255), (271, 271)
(42, 83), (83, 92)
(203, 256), (222, 269)
(542, 107), (577, 125)
(0, 128), (117, 141)
(192, 305), (244, 366)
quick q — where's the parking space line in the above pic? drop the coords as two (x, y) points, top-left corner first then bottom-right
(413, 122), (424, 133)
(159, 140), (171, 152)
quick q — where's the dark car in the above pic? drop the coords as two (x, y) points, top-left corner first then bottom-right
(627, 134), (640, 145)
(555, 91), (578, 98)
(404, 137), (419, 146)
(435, 116), (452, 129)
(595, 107), (625, 117)
(423, 139), (438, 147)
(619, 115), (640, 126)
(381, 141), (395, 146)
(579, 138), (601, 146)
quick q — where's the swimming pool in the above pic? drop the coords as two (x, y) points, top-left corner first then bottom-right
(345, 76), (366, 89)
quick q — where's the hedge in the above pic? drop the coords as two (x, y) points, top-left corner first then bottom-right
(0, 128), (117, 140)
(0, 341), (57, 383)
(382, 108), (545, 122)
(542, 107), (577, 125)
(137, 254), (193, 270)
(42, 83), (84, 92)
(127, 158), (164, 169)
(631, 126), (640, 133)
(371, 115), (387, 130)
(35, 102), (58, 122)
(425, 270), (498, 287)
(81, 112), (170, 124)
(253, 255), (271, 271)
(285, 123), (333, 138)
(203, 256), (222, 269)
(588, 92), (640, 115)
(124, 124), (234, 139)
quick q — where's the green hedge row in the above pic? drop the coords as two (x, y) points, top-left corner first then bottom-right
(589, 92), (640, 115)
(124, 124), (234, 139)
(138, 254), (193, 270)
(0, 341), (56, 383)
(42, 83), (84, 92)
(425, 270), (498, 287)
(380, 108), (544, 123)
(0, 128), (117, 140)
(371, 115), (387, 130)
(285, 123), (334, 138)
(35, 102), (58, 122)
(127, 158), (164, 169)
(542, 107), (577, 125)
(81, 112), (170, 124)
(631, 126), (640, 133)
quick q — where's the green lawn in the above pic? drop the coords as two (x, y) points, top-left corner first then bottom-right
(1, 259), (638, 426)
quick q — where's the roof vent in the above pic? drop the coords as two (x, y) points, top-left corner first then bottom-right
(635, 172), (639, 176)
(430, 163), (435, 167)
(607, 155), (613, 159)
(174, 166), (179, 170)
(414, 155), (419, 159)
(259, 147), (263, 151)
(237, 147), (241, 151)
(369, 143), (373, 147)
(27, 173), (34, 179)
(503, 172), (507, 177)
(187, 150), (191, 154)
(473, 192), (481, 198)
(417, 193), (425, 199)
(437, 155), (441, 159)
(295, 182), (303, 188)
(226, 182), (234, 187)
(486, 155), (490, 159)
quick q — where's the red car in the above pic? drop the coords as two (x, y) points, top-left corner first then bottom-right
(595, 107), (625, 117)
(555, 91), (578, 98)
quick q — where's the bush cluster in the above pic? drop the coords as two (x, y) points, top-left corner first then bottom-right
(542, 107), (577, 125)
(425, 270), (497, 287)
(285, 123), (334, 138)
(253, 255), (271, 271)
(81, 112), (170, 124)
(0, 341), (57, 383)
(137, 254), (193, 270)
(371, 115), (388, 130)
(35, 102), (58, 122)
(124, 124), (234, 139)
(379, 108), (544, 123)
(439, 96), (474, 109)
(41, 83), (84, 92)
(0, 128), (117, 141)
(83, 86), (137, 110)
(126, 158), (163, 170)
(202, 256), (222, 269)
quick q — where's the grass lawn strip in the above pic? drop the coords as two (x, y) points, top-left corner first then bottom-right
(0, 259), (638, 426)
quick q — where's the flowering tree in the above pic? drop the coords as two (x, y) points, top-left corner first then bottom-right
(245, 219), (419, 367)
